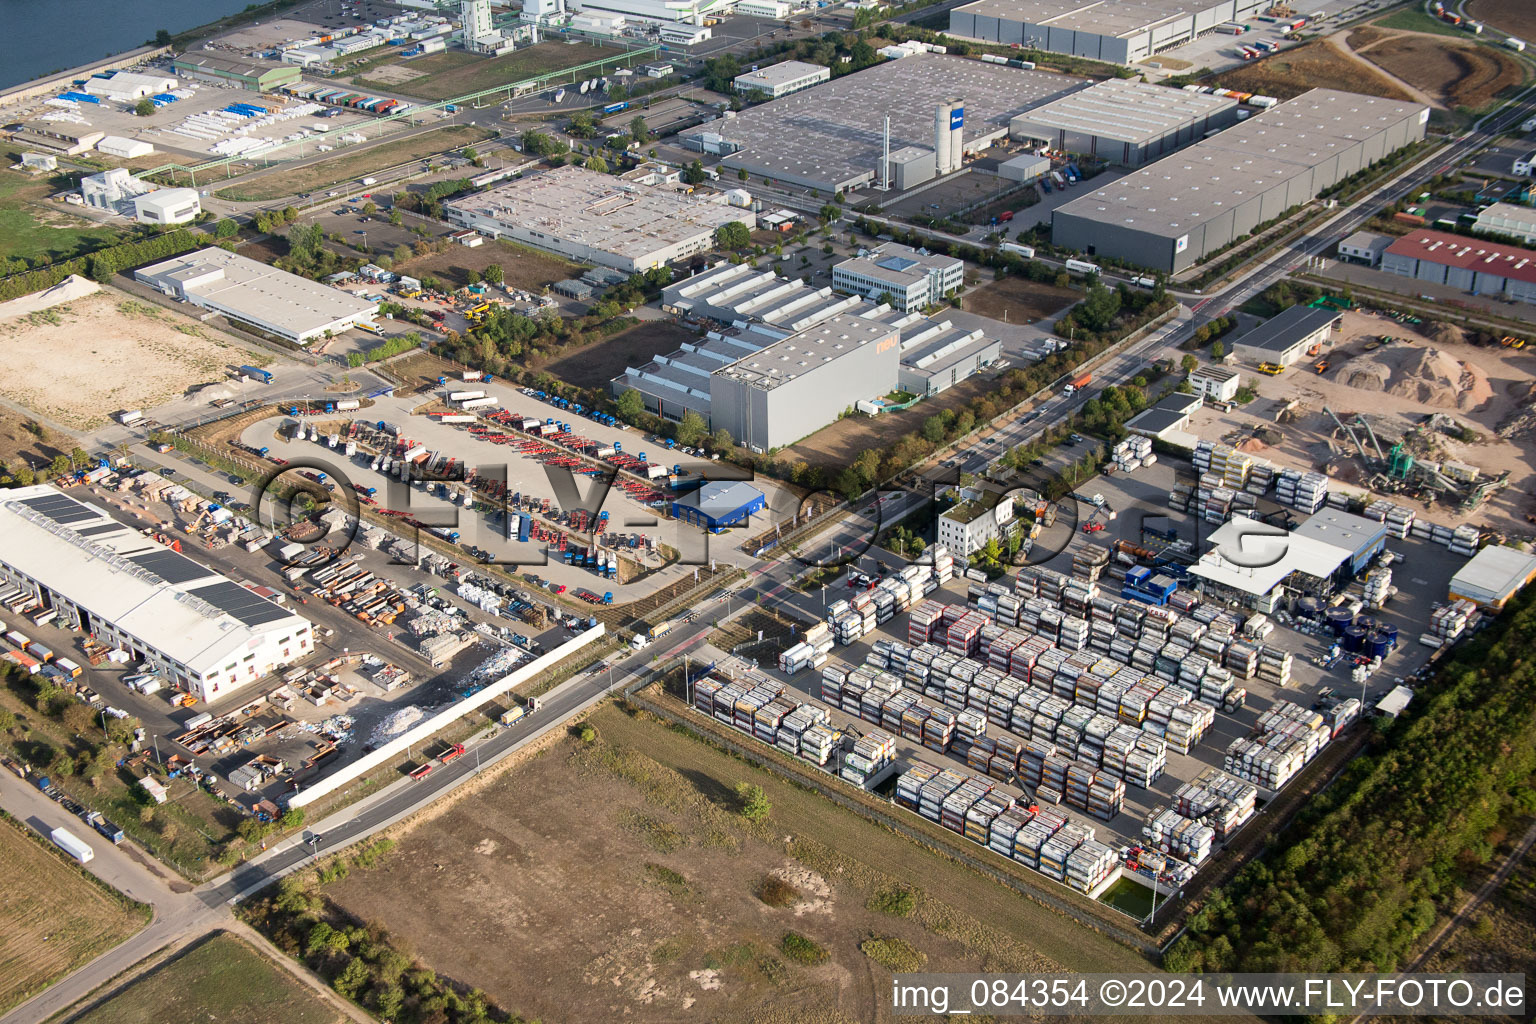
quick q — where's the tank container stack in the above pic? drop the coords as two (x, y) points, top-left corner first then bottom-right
(1072, 542), (1111, 582)
(1065, 840), (1118, 893)
(1363, 499), (1415, 540)
(1427, 599), (1474, 643)
(1224, 699), (1327, 790)
(1363, 567), (1391, 609)
(1143, 806), (1215, 864)
(1449, 524), (1479, 557)
(1274, 468), (1328, 512)
(1111, 435), (1153, 473)
(840, 729), (896, 787)
(1172, 767), (1257, 840)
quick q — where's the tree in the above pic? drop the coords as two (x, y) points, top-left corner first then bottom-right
(462, 147), (479, 164)
(466, 270), (481, 285)
(616, 389), (645, 421)
(69, 447), (90, 468)
(710, 427), (734, 451)
(154, 28), (172, 46)
(675, 410), (708, 446)
(682, 159), (708, 186)
(920, 416), (946, 443)
(568, 110), (596, 138)
(1181, 353), (1199, 373)
(735, 781), (771, 823)
(584, 154), (609, 173)
(715, 221), (751, 250)
(132, 97), (153, 118)
(482, 263), (503, 285)
(629, 115), (650, 144)
(1078, 279), (1122, 332)
(1211, 339), (1225, 360)
(361, 200), (376, 216)
(738, 167), (749, 181)
(215, 218), (240, 239)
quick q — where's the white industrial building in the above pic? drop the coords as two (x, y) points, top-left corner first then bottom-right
(444, 165), (753, 272)
(80, 167), (155, 211)
(19, 152), (56, 172)
(135, 248), (379, 344)
(998, 152), (1050, 182)
(0, 486), (314, 704)
(564, 0), (736, 24)
(132, 188), (202, 226)
(1187, 364), (1239, 402)
(937, 490), (1017, 557)
(1008, 78), (1239, 167)
(832, 242), (963, 311)
(1231, 305), (1339, 368)
(659, 23), (711, 44)
(1337, 230), (1393, 266)
(733, 59), (831, 99)
(97, 136), (156, 159)
(949, 0), (1272, 64)
(83, 71), (178, 102)
(1473, 201), (1536, 245)
(736, 0), (791, 16)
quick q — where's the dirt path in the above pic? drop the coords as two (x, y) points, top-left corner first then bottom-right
(1327, 30), (1443, 108)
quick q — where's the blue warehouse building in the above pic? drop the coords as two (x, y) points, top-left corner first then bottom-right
(670, 482), (766, 534)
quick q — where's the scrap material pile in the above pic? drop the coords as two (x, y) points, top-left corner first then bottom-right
(369, 706), (427, 747)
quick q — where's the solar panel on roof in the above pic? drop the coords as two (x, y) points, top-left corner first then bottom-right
(77, 523), (128, 538)
(18, 493), (98, 525)
(127, 549), (215, 586)
(189, 581), (292, 627)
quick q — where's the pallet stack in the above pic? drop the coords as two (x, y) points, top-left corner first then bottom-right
(1274, 468), (1328, 513)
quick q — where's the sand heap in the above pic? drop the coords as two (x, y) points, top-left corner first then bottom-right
(1498, 381), (1536, 438)
(0, 274), (99, 321)
(1337, 346), (1491, 411)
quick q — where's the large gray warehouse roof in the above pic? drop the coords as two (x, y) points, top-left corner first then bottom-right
(951, 0), (1216, 39)
(686, 53), (1085, 192)
(1010, 78), (1237, 145)
(1053, 89), (1428, 239)
(715, 312), (897, 391)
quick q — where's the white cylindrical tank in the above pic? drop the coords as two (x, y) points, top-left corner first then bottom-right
(949, 99), (963, 170)
(934, 103), (952, 175)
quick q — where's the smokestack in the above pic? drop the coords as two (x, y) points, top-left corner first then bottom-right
(934, 103), (952, 176)
(880, 114), (892, 190)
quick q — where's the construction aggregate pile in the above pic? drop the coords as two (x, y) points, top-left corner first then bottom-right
(1336, 346), (1492, 411)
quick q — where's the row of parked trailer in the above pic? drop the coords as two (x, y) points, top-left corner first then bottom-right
(290, 83), (403, 115)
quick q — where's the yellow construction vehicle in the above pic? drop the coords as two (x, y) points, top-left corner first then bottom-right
(1257, 362), (1285, 376)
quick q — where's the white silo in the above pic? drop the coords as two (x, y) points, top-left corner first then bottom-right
(949, 99), (964, 169)
(934, 102), (953, 175)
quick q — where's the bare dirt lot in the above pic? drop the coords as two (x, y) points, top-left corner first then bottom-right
(0, 289), (267, 430)
(0, 818), (147, 1014)
(1347, 27), (1527, 109)
(395, 239), (580, 292)
(785, 372), (1000, 470)
(1197, 309), (1536, 534)
(546, 320), (700, 391)
(354, 43), (627, 101)
(964, 275), (1079, 323)
(1213, 40), (1415, 102)
(1467, 0), (1536, 42)
(323, 704), (1146, 1024)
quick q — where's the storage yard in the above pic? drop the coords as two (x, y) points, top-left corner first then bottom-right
(320, 702), (1148, 1023)
(0, 288), (266, 430)
(0, 817), (147, 1014)
(1192, 310), (1536, 535)
(352, 42), (629, 101)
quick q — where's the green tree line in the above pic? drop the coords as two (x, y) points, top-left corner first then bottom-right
(0, 228), (203, 301)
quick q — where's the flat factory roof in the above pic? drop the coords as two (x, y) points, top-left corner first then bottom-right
(690, 52), (1084, 190)
(734, 59), (829, 90)
(715, 312), (896, 391)
(0, 486), (307, 672)
(678, 481), (765, 518)
(1449, 544), (1536, 604)
(1234, 304), (1339, 354)
(1190, 519), (1351, 596)
(1290, 508), (1386, 558)
(135, 247), (377, 339)
(951, 0), (1221, 38)
(1385, 228), (1536, 287)
(173, 52), (291, 79)
(1009, 78), (1237, 145)
(1055, 89), (1429, 238)
(448, 165), (742, 261)
(838, 242), (961, 288)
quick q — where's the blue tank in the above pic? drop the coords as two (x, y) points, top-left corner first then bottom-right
(1326, 607), (1353, 635)
(1344, 624), (1368, 653)
(1380, 623), (1399, 650)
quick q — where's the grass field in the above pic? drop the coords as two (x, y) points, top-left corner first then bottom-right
(0, 169), (124, 265)
(213, 126), (492, 203)
(1372, 6), (1475, 37)
(1468, 0), (1536, 40)
(72, 931), (344, 1024)
(354, 42), (629, 101)
(320, 703), (1149, 1022)
(0, 817), (148, 1014)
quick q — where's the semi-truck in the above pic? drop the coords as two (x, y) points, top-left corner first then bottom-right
(238, 365), (274, 384)
(1063, 258), (1102, 277)
(51, 826), (94, 864)
(1062, 371), (1092, 396)
(999, 242), (1036, 259)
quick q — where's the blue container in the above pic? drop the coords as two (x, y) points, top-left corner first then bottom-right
(1344, 624), (1367, 653)
(1368, 631), (1390, 660)
(1380, 623), (1399, 650)
(1326, 607), (1353, 635)
(1296, 596), (1322, 620)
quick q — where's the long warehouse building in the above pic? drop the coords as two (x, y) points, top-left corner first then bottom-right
(950, 0), (1272, 65)
(1379, 229), (1536, 304)
(136, 248), (379, 344)
(0, 486), (314, 704)
(1051, 89), (1429, 274)
(1008, 78), (1240, 167)
(444, 165), (752, 272)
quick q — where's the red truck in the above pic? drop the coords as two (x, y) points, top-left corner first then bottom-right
(1063, 371), (1092, 395)
(439, 743), (466, 764)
